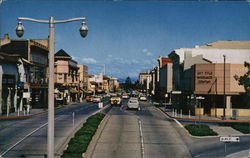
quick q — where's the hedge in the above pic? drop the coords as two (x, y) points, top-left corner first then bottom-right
(185, 124), (218, 136)
(62, 113), (105, 158)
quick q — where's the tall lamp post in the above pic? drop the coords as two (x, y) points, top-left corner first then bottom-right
(223, 54), (226, 120)
(16, 16), (88, 158)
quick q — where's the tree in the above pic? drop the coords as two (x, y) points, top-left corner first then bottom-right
(124, 76), (132, 90)
(234, 61), (250, 95)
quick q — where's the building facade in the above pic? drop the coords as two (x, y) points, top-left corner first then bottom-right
(54, 49), (80, 104)
(0, 34), (49, 110)
(78, 64), (89, 101)
(168, 41), (250, 116)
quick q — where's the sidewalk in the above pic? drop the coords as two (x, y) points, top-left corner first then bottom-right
(227, 149), (250, 158)
(158, 106), (250, 123)
(157, 106), (250, 137)
(0, 100), (88, 119)
(0, 108), (47, 119)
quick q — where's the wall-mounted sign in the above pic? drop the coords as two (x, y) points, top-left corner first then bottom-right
(23, 92), (31, 98)
(196, 71), (213, 84)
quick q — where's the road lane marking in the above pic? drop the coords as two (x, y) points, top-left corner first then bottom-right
(0, 115), (64, 157)
(138, 119), (145, 158)
(0, 104), (109, 157)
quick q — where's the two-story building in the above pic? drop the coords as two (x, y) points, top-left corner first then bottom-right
(0, 34), (49, 109)
(54, 49), (80, 104)
(78, 64), (89, 101)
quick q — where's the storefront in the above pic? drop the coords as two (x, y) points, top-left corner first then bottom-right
(2, 74), (16, 114)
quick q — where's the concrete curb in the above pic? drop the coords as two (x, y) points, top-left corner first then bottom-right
(157, 107), (250, 123)
(55, 104), (111, 158)
(83, 108), (111, 158)
(0, 102), (86, 120)
(157, 107), (221, 139)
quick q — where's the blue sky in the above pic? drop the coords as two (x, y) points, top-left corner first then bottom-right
(1, 1), (250, 81)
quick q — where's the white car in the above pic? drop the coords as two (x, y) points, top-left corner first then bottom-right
(139, 95), (147, 101)
(127, 98), (139, 110)
(122, 94), (129, 99)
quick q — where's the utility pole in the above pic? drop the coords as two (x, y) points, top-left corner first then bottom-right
(223, 55), (226, 120)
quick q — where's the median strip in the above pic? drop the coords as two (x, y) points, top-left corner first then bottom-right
(61, 113), (105, 158)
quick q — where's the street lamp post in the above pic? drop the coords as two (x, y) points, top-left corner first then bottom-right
(223, 55), (226, 120)
(16, 16), (88, 158)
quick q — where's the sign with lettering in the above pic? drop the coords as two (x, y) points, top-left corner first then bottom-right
(23, 92), (31, 98)
(220, 137), (240, 142)
(197, 71), (213, 84)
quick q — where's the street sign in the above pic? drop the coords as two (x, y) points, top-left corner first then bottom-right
(98, 102), (103, 108)
(220, 137), (240, 142)
(23, 92), (30, 98)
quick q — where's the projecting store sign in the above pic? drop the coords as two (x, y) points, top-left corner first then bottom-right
(220, 137), (240, 142)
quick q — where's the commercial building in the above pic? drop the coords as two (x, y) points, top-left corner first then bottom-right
(168, 41), (250, 117)
(54, 49), (80, 104)
(192, 63), (248, 117)
(0, 53), (22, 115)
(78, 64), (89, 101)
(139, 72), (152, 93)
(0, 34), (49, 110)
(109, 78), (119, 92)
(158, 57), (173, 102)
(103, 75), (110, 93)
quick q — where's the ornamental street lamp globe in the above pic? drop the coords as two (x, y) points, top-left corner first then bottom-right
(79, 21), (88, 38)
(16, 21), (24, 38)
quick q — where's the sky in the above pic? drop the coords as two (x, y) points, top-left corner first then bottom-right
(0, 0), (250, 81)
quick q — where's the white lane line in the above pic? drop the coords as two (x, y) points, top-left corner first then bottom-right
(138, 119), (145, 158)
(0, 115), (64, 157)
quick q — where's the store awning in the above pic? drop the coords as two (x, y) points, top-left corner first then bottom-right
(171, 91), (182, 94)
(79, 89), (87, 93)
(69, 89), (79, 93)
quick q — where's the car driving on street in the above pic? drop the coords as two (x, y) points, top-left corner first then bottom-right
(110, 95), (121, 106)
(127, 97), (139, 110)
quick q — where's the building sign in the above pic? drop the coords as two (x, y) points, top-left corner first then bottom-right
(196, 71), (213, 84)
(23, 92), (31, 98)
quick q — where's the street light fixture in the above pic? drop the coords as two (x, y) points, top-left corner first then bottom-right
(16, 16), (87, 158)
(79, 21), (88, 38)
(15, 21), (24, 37)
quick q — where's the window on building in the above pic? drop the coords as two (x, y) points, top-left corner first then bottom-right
(64, 74), (67, 82)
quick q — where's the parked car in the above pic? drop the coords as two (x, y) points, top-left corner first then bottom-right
(86, 95), (94, 102)
(127, 97), (139, 110)
(92, 96), (102, 103)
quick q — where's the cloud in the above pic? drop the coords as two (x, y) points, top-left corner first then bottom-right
(146, 52), (153, 56)
(142, 48), (154, 56)
(142, 49), (148, 53)
(72, 56), (78, 61)
(108, 54), (113, 58)
(81, 57), (97, 64)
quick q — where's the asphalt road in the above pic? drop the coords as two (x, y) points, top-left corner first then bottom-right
(0, 99), (110, 158)
(87, 100), (191, 158)
(87, 100), (250, 158)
